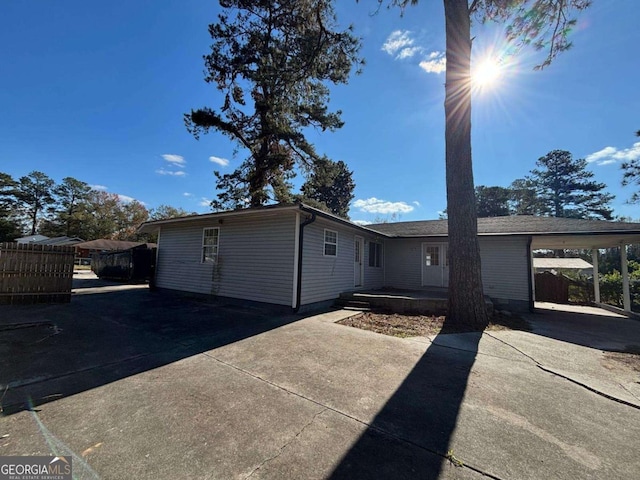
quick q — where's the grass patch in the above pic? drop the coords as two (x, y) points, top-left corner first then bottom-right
(337, 310), (530, 338)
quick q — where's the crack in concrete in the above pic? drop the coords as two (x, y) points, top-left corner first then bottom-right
(484, 333), (640, 411)
(243, 407), (328, 479)
(483, 332), (541, 365)
(536, 365), (640, 411)
(619, 381), (640, 403)
(202, 352), (505, 480)
(409, 334), (538, 365)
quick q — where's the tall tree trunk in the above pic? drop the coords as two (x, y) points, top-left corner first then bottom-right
(443, 0), (489, 329)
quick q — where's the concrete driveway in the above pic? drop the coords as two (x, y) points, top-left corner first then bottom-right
(1, 275), (639, 479)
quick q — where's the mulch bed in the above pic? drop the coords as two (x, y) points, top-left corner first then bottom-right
(337, 310), (531, 338)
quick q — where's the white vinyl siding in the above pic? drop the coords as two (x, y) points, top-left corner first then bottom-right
(156, 213), (296, 305)
(384, 236), (530, 302)
(384, 239), (423, 289)
(478, 236), (530, 302)
(301, 219), (384, 305)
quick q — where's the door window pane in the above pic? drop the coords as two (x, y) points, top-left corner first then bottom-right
(425, 246), (439, 266)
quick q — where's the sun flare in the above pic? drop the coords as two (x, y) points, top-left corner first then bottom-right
(473, 58), (502, 88)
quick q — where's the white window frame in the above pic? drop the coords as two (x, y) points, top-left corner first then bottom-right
(369, 241), (383, 268)
(202, 227), (220, 263)
(323, 229), (338, 257)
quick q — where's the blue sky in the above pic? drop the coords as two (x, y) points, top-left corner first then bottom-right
(1, 1), (638, 224)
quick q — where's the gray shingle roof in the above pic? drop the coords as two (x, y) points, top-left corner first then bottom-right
(74, 239), (157, 251)
(367, 216), (640, 237)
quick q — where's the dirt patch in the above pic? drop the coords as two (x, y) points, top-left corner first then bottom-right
(602, 351), (640, 373)
(337, 311), (531, 338)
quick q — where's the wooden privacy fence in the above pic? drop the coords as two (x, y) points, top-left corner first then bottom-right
(0, 242), (75, 305)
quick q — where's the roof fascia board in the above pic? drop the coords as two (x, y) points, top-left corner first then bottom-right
(138, 204), (301, 232)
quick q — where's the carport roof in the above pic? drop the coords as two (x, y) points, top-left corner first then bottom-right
(369, 216), (640, 248)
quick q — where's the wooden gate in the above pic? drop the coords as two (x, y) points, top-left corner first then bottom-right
(0, 242), (75, 305)
(535, 271), (570, 304)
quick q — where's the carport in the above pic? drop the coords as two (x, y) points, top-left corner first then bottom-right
(530, 227), (640, 314)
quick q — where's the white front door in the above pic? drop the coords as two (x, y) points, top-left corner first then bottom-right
(422, 243), (449, 287)
(354, 236), (364, 287)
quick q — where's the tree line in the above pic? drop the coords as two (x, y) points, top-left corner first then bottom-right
(442, 150), (617, 220)
(0, 171), (191, 242)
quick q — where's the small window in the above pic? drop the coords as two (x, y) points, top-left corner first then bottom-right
(369, 242), (383, 268)
(202, 227), (219, 263)
(324, 229), (337, 256)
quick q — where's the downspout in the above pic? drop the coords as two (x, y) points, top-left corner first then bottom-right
(293, 208), (317, 312)
(527, 236), (534, 312)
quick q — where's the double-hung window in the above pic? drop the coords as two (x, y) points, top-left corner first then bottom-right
(202, 227), (219, 263)
(324, 229), (338, 256)
(369, 242), (383, 268)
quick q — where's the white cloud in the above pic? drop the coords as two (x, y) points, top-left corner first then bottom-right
(117, 194), (135, 204)
(209, 155), (230, 167)
(353, 197), (415, 215)
(199, 197), (212, 207)
(156, 168), (186, 176)
(183, 192), (193, 197)
(90, 184), (108, 191)
(419, 52), (446, 74)
(586, 142), (640, 166)
(598, 159), (617, 166)
(162, 154), (186, 166)
(382, 30), (417, 58)
(412, 201), (421, 207)
(353, 220), (372, 226)
(397, 46), (422, 60)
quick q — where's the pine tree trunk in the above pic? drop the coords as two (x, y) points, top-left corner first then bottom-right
(443, 0), (489, 330)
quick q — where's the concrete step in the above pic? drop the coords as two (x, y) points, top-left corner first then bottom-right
(342, 306), (371, 312)
(335, 298), (372, 311)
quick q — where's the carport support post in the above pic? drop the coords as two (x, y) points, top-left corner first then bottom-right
(591, 249), (600, 304)
(621, 244), (631, 312)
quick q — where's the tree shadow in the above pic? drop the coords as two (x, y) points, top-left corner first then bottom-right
(329, 327), (482, 478)
(0, 278), (303, 415)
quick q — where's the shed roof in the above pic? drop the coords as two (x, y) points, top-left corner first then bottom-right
(533, 258), (593, 270)
(30, 236), (84, 246)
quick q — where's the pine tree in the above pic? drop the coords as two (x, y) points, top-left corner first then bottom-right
(527, 150), (614, 220)
(186, 0), (362, 208)
(385, 0), (591, 328)
(300, 158), (355, 218)
(15, 171), (56, 235)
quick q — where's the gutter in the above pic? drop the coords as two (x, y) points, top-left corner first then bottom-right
(293, 206), (317, 312)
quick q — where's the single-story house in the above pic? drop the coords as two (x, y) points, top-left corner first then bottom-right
(138, 203), (640, 313)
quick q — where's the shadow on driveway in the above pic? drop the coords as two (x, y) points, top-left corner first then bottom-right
(329, 331), (481, 479)
(0, 276), (303, 415)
